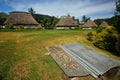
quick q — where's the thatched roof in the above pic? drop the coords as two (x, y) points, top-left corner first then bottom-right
(4, 11), (39, 25)
(100, 21), (109, 28)
(56, 16), (78, 27)
(83, 20), (97, 28)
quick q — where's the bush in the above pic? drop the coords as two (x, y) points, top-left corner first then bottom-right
(52, 26), (56, 30)
(4, 23), (13, 29)
(105, 26), (115, 33)
(79, 26), (83, 30)
(116, 36), (120, 54)
(35, 25), (42, 30)
(87, 32), (93, 41)
(74, 25), (81, 30)
(96, 26), (103, 34)
(93, 31), (117, 52)
(16, 25), (24, 30)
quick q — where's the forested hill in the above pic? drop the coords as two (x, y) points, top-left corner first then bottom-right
(32, 13), (59, 29)
(94, 16), (115, 25)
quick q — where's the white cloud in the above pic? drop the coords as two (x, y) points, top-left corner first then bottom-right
(7, 0), (115, 20)
(78, 2), (115, 16)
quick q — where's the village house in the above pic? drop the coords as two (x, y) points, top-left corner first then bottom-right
(4, 11), (40, 29)
(82, 20), (97, 29)
(100, 21), (109, 28)
(56, 16), (78, 29)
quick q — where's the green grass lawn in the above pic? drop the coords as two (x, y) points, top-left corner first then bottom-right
(0, 29), (120, 80)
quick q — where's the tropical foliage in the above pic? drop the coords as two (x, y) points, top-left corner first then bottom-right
(0, 12), (8, 26)
(90, 0), (120, 55)
(81, 15), (90, 24)
(96, 26), (103, 34)
(114, 0), (120, 53)
(93, 26), (117, 53)
(16, 25), (24, 30)
(87, 32), (93, 41)
(4, 23), (14, 29)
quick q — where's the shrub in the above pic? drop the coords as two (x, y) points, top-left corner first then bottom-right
(4, 23), (13, 29)
(16, 25), (24, 30)
(105, 26), (115, 33)
(87, 32), (93, 41)
(73, 25), (80, 30)
(96, 26), (103, 34)
(52, 26), (56, 30)
(35, 25), (42, 30)
(79, 25), (83, 30)
(116, 36), (120, 54)
(93, 31), (117, 52)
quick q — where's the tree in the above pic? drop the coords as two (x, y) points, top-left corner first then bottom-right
(81, 15), (90, 23)
(28, 8), (59, 29)
(0, 12), (8, 26)
(76, 19), (79, 25)
(114, 0), (120, 53)
(28, 8), (35, 14)
(72, 16), (80, 25)
(116, 0), (120, 13)
(114, 0), (120, 33)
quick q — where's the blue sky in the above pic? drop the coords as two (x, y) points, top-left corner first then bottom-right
(0, 0), (117, 20)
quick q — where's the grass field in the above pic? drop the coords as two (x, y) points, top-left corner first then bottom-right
(0, 29), (120, 80)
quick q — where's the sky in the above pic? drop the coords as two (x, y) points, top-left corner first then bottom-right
(0, 0), (117, 20)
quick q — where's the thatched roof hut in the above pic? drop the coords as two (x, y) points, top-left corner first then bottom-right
(56, 16), (78, 27)
(83, 20), (97, 28)
(4, 11), (40, 28)
(100, 21), (109, 28)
